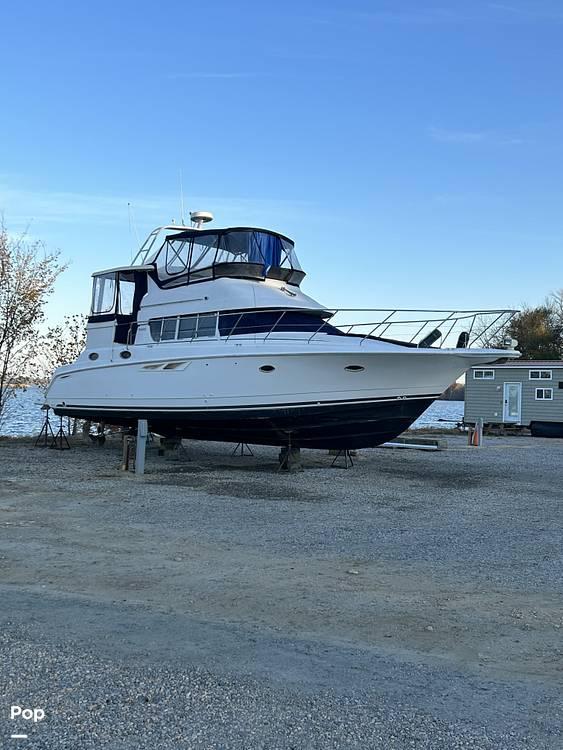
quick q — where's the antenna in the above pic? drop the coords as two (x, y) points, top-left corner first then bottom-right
(128, 202), (141, 263)
(179, 169), (186, 226)
(128, 202), (134, 262)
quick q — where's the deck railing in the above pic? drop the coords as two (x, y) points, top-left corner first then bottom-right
(132, 307), (518, 349)
(317, 308), (518, 348)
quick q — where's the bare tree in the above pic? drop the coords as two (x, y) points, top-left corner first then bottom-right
(0, 225), (66, 429)
(30, 313), (88, 436)
(550, 289), (563, 324)
(34, 313), (88, 388)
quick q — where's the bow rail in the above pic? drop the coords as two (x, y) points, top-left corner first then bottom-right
(321, 308), (518, 348)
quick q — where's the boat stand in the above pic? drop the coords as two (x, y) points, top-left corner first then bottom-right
(158, 436), (189, 461)
(278, 445), (302, 472)
(35, 406), (56, 448)
(35, 407), (70, 450)
(51, 416), (71, 450)
(330, 449), (355, 469)
(231, 442), (254, 457)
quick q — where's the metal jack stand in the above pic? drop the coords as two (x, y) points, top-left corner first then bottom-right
(158, 435), (189, 461)
(50, 415), (71, 451)
(35, 406), (57, 448)
(231, 442), (254, 457)
(330, 449), (355, 469)
(278, 434), (302, 472)
(89, 422), (107, 446)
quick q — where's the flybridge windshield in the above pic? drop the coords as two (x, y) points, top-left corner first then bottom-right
(157, 228), (302, 281)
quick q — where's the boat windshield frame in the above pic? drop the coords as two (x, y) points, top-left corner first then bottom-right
(150, 227), (303, 285)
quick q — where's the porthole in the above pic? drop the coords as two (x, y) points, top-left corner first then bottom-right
(120, 350), (132, 359)
(259, 365), (275, 373)
(345, 365), (365, 372)
(88, 352), (99, 361)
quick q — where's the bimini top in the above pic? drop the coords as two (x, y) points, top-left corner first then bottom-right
(133, 226), (305, 287)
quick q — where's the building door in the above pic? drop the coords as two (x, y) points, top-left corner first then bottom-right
(503, 382), (522, 423)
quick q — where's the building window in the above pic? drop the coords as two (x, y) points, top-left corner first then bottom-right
(535, 388), (553, 400)
(473, 369), (495, 380)
(529, 370), (552, 380)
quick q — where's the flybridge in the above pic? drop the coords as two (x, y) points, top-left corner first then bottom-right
(156, 227), (302, 284)
(130, 221), (304, 287)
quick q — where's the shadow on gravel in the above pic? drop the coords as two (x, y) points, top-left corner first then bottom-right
(146, 474), (327, 503)
(376, 465), (487, 489)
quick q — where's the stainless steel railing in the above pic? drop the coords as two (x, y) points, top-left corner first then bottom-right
(129, 307), (518, 349)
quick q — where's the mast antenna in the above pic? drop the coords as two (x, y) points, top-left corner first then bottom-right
(128, 202), (141, 263)
(179, 169), (186, 226)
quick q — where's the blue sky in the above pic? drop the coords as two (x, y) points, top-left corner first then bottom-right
(1, 0), (562, 322)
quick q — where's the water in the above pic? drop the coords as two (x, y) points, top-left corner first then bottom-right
(1, 387), (46, 437)
(412, 399), (464, 429)
(0, 386), (464, 437)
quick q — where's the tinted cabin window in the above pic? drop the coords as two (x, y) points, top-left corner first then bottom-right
(147, 311), (342, 342)
(197, 314), (217, 337)
(218, 311), (343, 337)
(178, 316), (197, 339)
(149, 320), (163, 341)
(149, 313), (218, 342)
(161, 319), (177, 340)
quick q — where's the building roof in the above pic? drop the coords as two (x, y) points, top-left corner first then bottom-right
(471, 360), (563, 368)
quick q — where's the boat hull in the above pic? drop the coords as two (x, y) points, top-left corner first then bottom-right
(46, 346), (512, 449)
(53, 395), (436, 449)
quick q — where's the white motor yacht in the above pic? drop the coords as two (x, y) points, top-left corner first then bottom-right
(45, 212), (519, 448)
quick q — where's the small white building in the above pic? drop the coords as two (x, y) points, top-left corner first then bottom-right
(464, 361), (563, 436)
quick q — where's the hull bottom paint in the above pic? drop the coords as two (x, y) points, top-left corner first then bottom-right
(54, 396), (436, 449)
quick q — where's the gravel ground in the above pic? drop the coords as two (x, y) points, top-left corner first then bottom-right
(0, 434), (562, 748)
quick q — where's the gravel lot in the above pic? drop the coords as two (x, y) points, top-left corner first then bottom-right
(0, 433), (562, 748)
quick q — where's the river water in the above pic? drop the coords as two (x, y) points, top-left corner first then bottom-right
(1, 386), (464, 437)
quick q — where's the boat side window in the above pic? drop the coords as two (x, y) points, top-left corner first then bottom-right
(118, 278), (136, 315)
(149, 313), (218, 342)
(165, 238), (190, 276)
(161, 319), (178, 341)
(149, 311), (346, 342)
(149, 319), (163, 341)
(165, 235), (219, 278)
(91, 273), (117, 314)
(218, 311), (342, 337)
(196, 314), (217, 338)
(178, 316), (197, 339)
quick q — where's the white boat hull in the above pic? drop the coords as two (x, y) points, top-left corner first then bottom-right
(45, 344), (508, 448)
